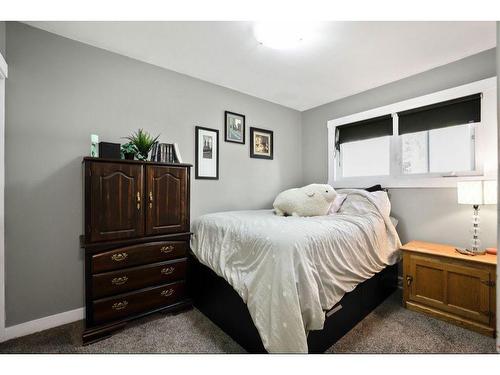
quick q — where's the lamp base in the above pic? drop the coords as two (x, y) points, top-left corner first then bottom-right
(455, 247), (486, 256)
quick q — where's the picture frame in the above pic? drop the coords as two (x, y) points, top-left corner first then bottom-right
(224, 111), (246, 144)
(195, 126), (219, 180)
(250, 127), (273, 160)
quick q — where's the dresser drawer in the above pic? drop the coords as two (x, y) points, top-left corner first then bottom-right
(92, 258), (187, 299)
(92, 281), (186, 324)
(92, 241), (187, 273)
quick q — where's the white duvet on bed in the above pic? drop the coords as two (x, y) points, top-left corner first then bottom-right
(190, 189), (401, 353)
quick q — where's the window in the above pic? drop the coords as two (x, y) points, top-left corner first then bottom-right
(335, 114), (392, 178)
(327, 78), (497, 188)
(402, 124), (474, 175)
(399, 93), (479, 175)
(341, 136), (390, 177)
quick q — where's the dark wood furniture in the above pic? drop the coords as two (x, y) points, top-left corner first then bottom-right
(189, 253), (398, 353)
(401, 241), (497, 337)
(81, 157), (192, 344)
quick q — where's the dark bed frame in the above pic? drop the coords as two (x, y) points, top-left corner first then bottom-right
(188, 252), (398, 353)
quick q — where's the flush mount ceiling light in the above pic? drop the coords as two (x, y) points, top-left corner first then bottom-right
(253, 22), (315, 50)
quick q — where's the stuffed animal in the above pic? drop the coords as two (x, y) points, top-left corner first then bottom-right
(273, 184), (337, 217)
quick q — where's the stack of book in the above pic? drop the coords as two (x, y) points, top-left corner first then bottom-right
(150, 143), (183, 163)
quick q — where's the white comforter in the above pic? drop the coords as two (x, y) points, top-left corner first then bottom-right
(190, 190), (401, 353)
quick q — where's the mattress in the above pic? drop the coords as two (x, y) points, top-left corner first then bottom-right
(190, 189), (401, 353)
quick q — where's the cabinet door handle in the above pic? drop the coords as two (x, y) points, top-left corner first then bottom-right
(111, 253), (128, 262)
(161, 266), (175, 275)
(406, 275), (413, 286)
(136, 192), (141, 210)
(480, 280), (495, 287)
(149, 191), (153, 208)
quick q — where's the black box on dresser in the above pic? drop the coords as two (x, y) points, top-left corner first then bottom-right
(81, 157), (192, 345)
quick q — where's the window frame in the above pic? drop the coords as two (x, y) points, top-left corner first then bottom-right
(327, 77), (497, 188)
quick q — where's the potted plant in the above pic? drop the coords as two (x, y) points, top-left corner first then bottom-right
(124, 129), (160, 161)
(120, 142), (138, 160)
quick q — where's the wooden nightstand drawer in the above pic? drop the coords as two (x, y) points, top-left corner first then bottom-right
(401, 241), (496, 337)
(92, 258), (187, 299)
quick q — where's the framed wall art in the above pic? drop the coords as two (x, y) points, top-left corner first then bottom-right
(224, 111), (245, 144)
(195, 126), (219, 179)
(250, 127), (273, 160)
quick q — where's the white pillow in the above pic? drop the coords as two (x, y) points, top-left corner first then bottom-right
(328, 193), (347, 214)
(369, 191), (391, 218)
(389, 216), (399, 227)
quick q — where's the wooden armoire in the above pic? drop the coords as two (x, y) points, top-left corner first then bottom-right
(81, 157), (192, 344)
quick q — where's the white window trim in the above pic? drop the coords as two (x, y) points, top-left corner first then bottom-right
(0, 50), (7, 342)
(327, 77), (497, 188)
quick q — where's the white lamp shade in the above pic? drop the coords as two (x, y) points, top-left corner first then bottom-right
(457, 180), (497, 205)
(483, 180), (497, 204)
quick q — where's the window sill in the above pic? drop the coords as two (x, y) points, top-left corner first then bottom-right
(330, 173), (495, 189)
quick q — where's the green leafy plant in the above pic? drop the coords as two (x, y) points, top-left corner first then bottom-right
(120, 142), (138, 160)
(124, 129), (159, 160)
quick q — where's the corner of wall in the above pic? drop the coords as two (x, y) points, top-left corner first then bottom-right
(0, 22), (6, 59)
(495, 21), (500, 354)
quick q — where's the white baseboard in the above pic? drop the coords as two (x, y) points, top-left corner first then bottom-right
(0, 307), (84, 343)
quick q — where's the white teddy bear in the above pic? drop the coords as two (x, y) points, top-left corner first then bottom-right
(273, 183), (337, 217)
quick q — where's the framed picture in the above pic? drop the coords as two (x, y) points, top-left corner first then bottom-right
(224, 111), (245, 144)
(195, 126), (219, 179)
(250, 127), (273, 160)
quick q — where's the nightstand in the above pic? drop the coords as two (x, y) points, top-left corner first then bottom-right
(401, 241), (496, 337)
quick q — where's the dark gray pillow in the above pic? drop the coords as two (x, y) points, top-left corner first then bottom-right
(364, 184), (384, 192)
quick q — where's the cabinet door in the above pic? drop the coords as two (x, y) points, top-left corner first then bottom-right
(145, 165), (189, 236)
(88, 162), (144, 242)
(408, 255), (492, 325)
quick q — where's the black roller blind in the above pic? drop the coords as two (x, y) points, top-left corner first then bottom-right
(398, 93), (481, 135)
(335, 114), (393, 150)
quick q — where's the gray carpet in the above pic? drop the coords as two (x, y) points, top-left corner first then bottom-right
(0, 290), (496, 354)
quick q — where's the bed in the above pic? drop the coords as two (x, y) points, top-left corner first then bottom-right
(188, 189), (401, 353)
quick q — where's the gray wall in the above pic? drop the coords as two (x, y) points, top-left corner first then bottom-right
(4, 22), (302, 326)
(301, 49), (497, 248)
(0, 21), (5, 57)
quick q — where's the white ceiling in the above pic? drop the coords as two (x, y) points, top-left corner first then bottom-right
(25, 21), (496, 111)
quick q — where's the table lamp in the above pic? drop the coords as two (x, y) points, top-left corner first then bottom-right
(457, 180), (497, 255)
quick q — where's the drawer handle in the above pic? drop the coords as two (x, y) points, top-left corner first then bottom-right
(111, 253), (128, 262)
(111, 276), (128, 286)
(111, 301), (128, 311)
(160, 245), (175, 254)
(406, 275), (413, 286)
(161, 288), (175, 297)
(161, 266), (175, 275)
